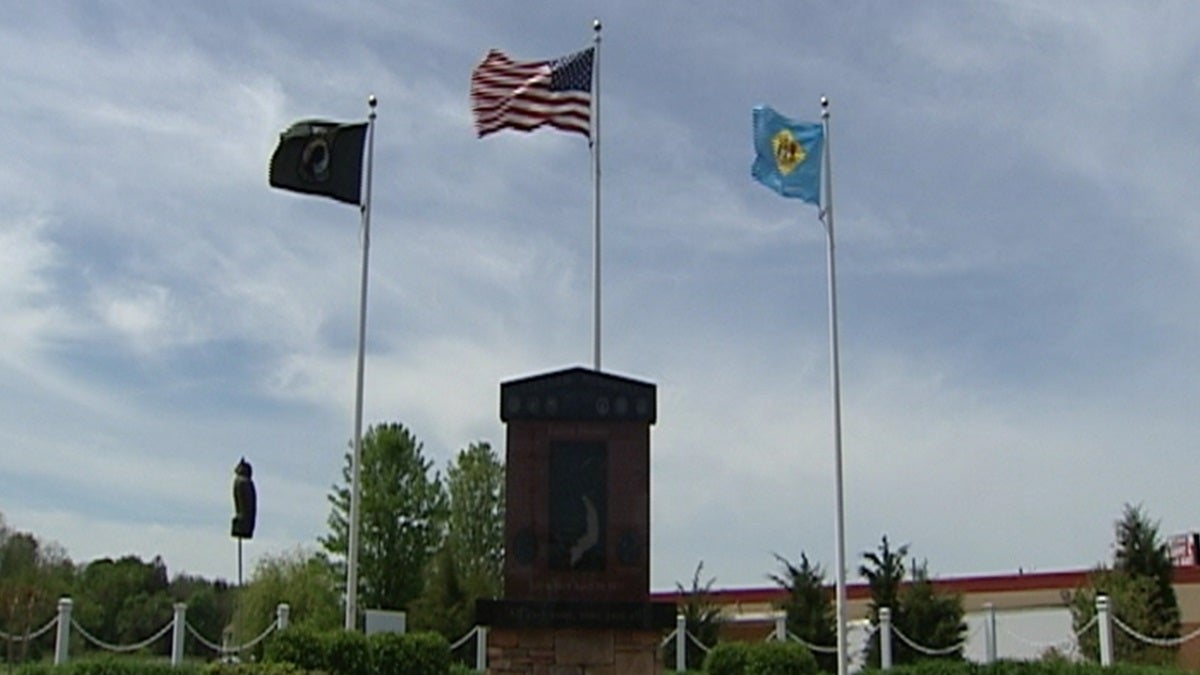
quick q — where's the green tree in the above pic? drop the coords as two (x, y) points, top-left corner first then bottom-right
(859, 535), (908, 621)
(894, 560), (966, 662)
(0, 519), (74, 662)
(410, 441), (504, 639)
(231, 547), (340, 650)
(1114, 503), (1180, 636)
(322, 423), (449, 618)
(666, 561), (721, 671)
(408, 545), (474, 639)
(72, 555), (171, 653)
(769, 553), (836, 673)
(1069, 504), (1180, 665)
(169, 574), (235, 657)
(443, 442), (504, 598)
(858, 536), (964, 667)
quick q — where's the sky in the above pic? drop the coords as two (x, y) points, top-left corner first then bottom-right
(2, 2), (1199, 596)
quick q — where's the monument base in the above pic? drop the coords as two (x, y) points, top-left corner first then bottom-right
(478, 600), (674, 675)
(486, 627), (663, 675)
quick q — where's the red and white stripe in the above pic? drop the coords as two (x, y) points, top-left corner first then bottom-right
(470, 49), (591, 138)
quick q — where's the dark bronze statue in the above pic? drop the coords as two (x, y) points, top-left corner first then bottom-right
(231, 458), (257, 539)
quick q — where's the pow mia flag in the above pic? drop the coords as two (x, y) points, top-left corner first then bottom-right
(269, 120), (367, 205)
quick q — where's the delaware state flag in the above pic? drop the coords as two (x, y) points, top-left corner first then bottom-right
(751, 105), (823, 204)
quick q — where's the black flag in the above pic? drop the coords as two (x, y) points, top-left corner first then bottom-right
(269, 120), (367, 205)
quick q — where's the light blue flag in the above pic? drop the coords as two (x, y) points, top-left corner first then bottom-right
(751, 105), (824, 204)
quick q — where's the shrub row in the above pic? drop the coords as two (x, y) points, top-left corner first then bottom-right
(704, 641), (820, 675)
(262, 627), (451, 675)
(859, 660), (1187, 675)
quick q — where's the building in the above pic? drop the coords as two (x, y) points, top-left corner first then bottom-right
(651, 565), (1200, 668)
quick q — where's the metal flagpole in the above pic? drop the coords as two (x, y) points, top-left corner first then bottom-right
(820, 95), (849, 675)
(590, 18), (602, 371)
(346, 94), (377, 631)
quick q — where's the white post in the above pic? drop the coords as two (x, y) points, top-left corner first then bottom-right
(171, 603), (187, 666)
(774, 613), (787, 642)
(676, 614), (688, 671)
(1097, 595), (1113, 667)
(984, 602), (997, 664)
(54, 597), (72, 665)
(277, 603), (291, 630)
(880, 607), (893, 671)
(476, 625), (488, 671)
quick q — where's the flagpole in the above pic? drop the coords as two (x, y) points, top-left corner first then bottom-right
(345, 94), (376, 631)
(590, 18), (602, 371)
(820, 95), (849, 675)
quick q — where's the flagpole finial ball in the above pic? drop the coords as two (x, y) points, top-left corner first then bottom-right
(821, 95), (829, 108)
(593, 18), (601, 32)
(368, 94), (377, 108)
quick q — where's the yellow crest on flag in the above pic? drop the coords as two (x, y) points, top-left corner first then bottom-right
(771, 129), (806, 176)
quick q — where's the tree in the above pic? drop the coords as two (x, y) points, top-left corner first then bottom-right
(770, 553), (836, 673)
(73, 555), (172, 653)
(231, 547), (340, 649)
(1069, 504), (1180, 665)
(322, 422), (449, 618)
(443, 441), (504, 598)
(169, 574), (235, 657)
(410, 441), (504, 638)
(1114, 503), (1179, 635)
(0, 518), (74, 662)
(894, 561), (966, 662)
(859, 535), (908, 620)
(666, 561), (722, 671)
(858, 536), (964, 667)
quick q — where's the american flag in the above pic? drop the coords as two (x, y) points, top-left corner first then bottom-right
(470, 47), (593, 139)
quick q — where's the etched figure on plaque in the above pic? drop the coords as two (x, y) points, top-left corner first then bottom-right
(549, 441), (607, 571)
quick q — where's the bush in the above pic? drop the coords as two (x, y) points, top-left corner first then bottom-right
(264, 626), (449, 675)
(369, 631), (449, 675)
(703, 641), (821, 675)
(326, 629), (370, 675)
(746, 642), (819, 675)
(12, 659), (204, 675)
(201, 662), (307, 675)
(705, 642), (752, 675)
(263, 625), (326, 671)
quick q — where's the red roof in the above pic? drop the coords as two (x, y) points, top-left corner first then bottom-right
(651, 566), (1200, 606)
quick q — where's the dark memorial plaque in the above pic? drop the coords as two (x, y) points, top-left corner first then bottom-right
(549, 441), (607, 571)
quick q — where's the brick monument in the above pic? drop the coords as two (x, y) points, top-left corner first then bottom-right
(477, 367), (674, 674)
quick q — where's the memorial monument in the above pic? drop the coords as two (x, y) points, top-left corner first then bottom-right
(477, 366), (674, 674)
